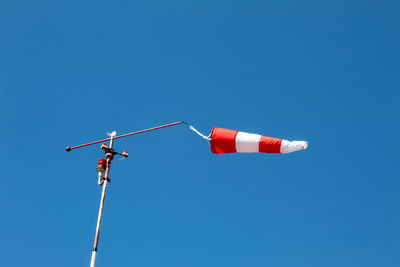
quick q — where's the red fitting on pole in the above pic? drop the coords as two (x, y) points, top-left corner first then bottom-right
(96, 159), (107, 174)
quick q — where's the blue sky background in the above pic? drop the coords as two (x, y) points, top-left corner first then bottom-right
(1, 1), (399, 266)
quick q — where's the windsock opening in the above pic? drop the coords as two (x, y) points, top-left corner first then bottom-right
(210, 127), (238, 154)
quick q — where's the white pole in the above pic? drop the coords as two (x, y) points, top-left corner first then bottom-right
(90, 132), (115, 267)
(90, 179), (108, 267)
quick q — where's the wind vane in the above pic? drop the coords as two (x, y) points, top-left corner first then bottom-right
(66, 121), (308, 267)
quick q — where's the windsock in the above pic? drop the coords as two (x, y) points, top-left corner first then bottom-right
(210, 128), (308, 154)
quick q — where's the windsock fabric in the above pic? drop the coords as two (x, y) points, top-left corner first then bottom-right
(210, 127), (308, 154)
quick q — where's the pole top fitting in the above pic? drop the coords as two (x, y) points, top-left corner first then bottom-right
(107, 131), (117, 137)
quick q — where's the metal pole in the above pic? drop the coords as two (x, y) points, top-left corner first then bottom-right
(66, 121), (185, 151)
(90, 133), (115, 267)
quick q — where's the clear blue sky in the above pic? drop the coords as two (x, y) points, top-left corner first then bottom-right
(1, 1), (399, 266)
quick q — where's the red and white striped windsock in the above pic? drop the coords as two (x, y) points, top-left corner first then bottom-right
(210, 128), (308, 154)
